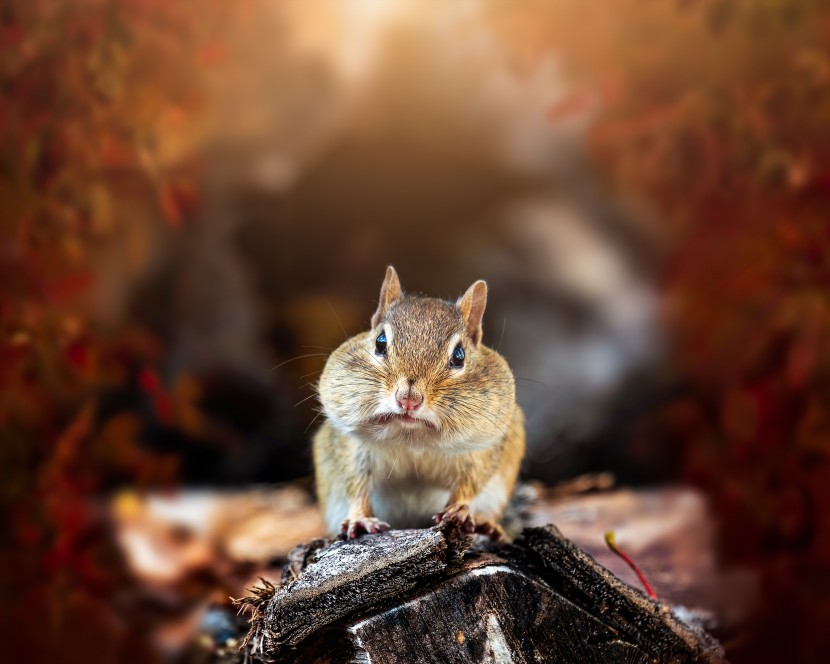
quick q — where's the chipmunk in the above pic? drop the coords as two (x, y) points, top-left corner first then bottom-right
(313, 266), (525, 540)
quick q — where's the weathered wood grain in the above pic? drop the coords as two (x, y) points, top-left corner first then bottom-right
(243, 529), (451, 657)
(295, 564), (654, 663)
(514, 526), (726, 663)
(238, 524), (726, 663)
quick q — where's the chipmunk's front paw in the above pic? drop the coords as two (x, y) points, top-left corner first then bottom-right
(340, 517), (390, 539)
(434, 504), (475, 533)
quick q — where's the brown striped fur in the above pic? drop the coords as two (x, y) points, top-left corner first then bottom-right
(313, 266), (525, 538)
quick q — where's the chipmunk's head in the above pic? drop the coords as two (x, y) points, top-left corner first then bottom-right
(318, 266), (515, 451)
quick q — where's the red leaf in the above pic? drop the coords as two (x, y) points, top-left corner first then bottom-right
(138, 367), (161, 394)
(158, 184), (183, 227)
(199, 39), (227, 66)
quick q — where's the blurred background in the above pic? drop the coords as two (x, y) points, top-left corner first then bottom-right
(2, 0), (828, 662)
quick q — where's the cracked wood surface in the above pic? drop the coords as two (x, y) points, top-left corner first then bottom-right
(238, 523), (725, 663)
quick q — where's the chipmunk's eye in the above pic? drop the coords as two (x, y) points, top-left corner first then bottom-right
(449, 343), (465, 368)
(375, 331), (388, 356)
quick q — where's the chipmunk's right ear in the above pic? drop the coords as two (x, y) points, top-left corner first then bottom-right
(371, 266), (402, 328)
(458, 279), (487, 346)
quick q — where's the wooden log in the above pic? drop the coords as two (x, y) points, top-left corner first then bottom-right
(236, 524), (726, 663)
(239, 526), (467, 657)
(513, 527), (725, 663)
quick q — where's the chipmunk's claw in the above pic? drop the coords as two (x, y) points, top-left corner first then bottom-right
(340, 517), (391, 539)
(474, 520), (506, 542)
(434, 504), (475, 533)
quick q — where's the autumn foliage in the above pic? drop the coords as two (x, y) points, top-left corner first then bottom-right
(2, 0), (829, 662)
(536, 1), (830, 660)
(1, 1), (239, 660)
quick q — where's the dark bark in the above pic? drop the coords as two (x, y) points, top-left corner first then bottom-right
(236, 523), (726, 663)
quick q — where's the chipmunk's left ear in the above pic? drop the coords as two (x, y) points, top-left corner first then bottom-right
(457, 280), (487, 346)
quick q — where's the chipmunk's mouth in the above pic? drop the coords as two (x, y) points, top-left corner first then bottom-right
(370, 413), (438, 430)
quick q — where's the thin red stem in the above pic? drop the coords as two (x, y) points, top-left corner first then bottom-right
(604, 531), (658, 600)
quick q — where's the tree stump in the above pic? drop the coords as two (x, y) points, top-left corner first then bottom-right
(236, 522), (726, 663)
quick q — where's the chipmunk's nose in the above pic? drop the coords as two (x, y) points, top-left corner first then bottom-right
(395, 388), (423, 412)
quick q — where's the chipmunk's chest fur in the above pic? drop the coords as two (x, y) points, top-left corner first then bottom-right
(367, 446), (503, 529)
(372, 446), (463, 486)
